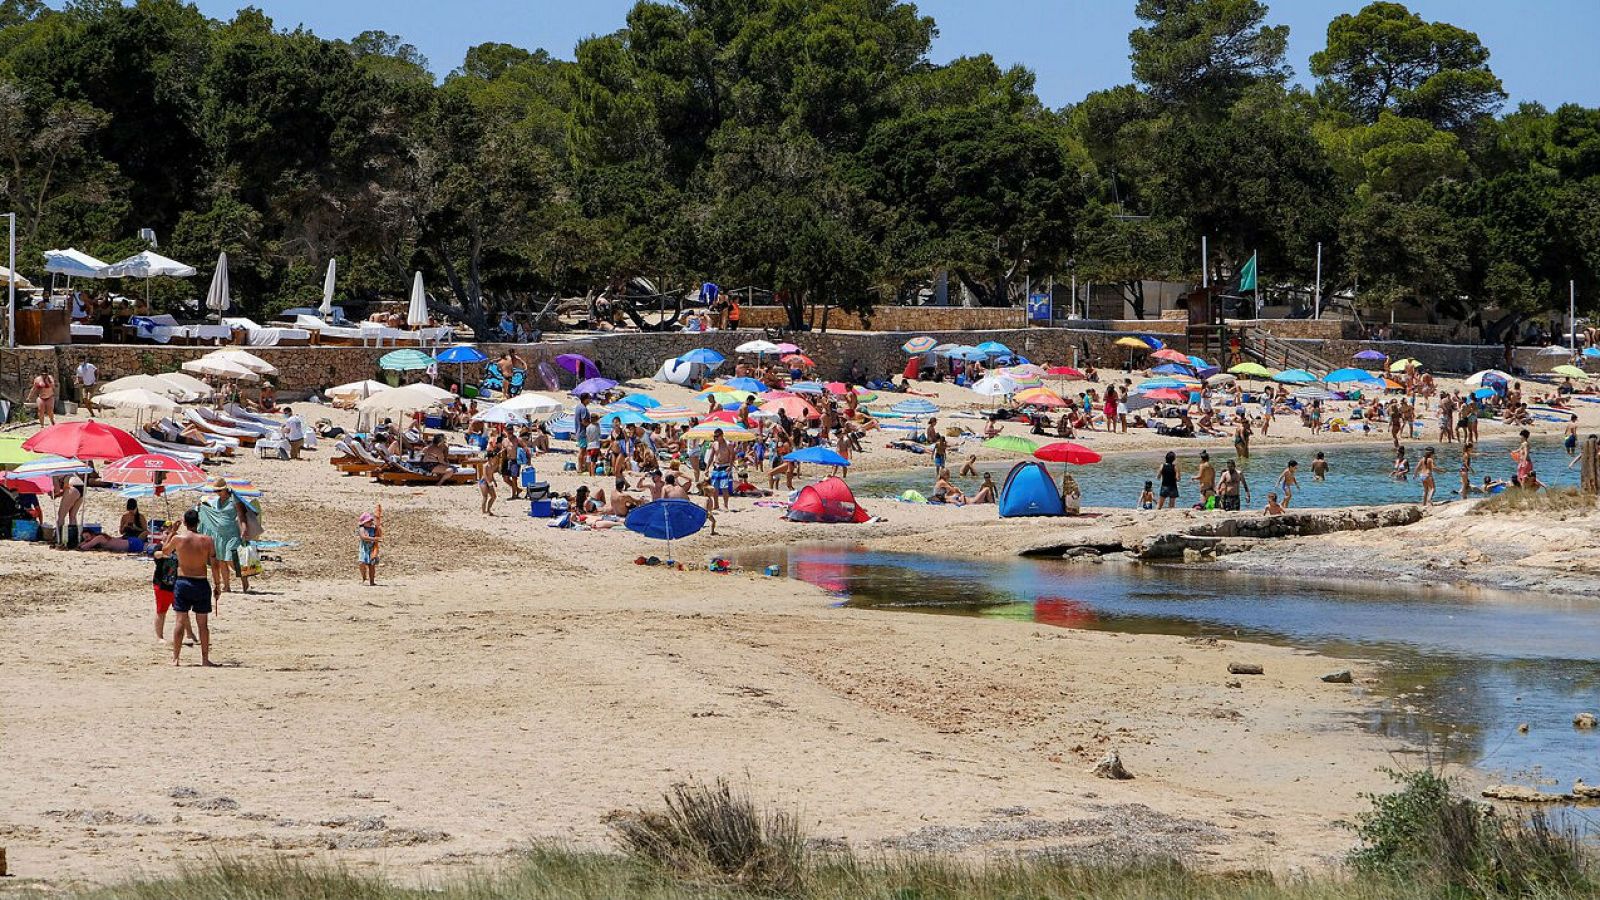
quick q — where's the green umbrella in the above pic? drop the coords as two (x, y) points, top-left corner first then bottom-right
(379, 348), (434, 371)
(983, 435), (1040, 455)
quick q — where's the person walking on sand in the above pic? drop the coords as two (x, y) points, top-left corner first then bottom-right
(164, 509), (217, 667)
(198, 477), (253, 597)
(74, 358), (97, 418)
(1157, 451), (1180, 510)
(477, 444), (501, 516)
(280, 407), (306, 459)
(356, 511), (381, 585)
(27, 370), (55, 425)
(1418, 446), (1438, 507)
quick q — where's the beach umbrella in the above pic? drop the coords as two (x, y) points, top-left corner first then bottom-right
(1186, 355), (1211, 369)
(781, 353), (815, 367)
(975, 341), (1012, 357)
(0, 436), (41, 466)
(94, 388), (182, 417)
(155, 372), (214, 399)
(1046, 366), (1085, 378)
(1114, 336), (1150, 350)
(618, 392), (662, 410)
(101, 453), (208, 488)
(98, 374), (187, 398)
(625, 499), (708, 560)
(784, 446), (850, 467)
(357, 384), (450, 413)
(902, 336), (937, 354)
(202, 251), (230, 316)
(1585, 347), (1600, 360)
(24, 421), (144, 461)
(774, 342), (800, 354)
(1228, 362), (1275, 378)
(1, 472), (51, 494)
(646, 405), (694, 423)
(890, 398), (938, 418)
(327, 380), (391, 400)
(1464, 369), (1511, 388)
(1150, 347), (1190, 364)
(1144, 388), (1189, 402)
(1134, 378), (1192, 391)
(1472, 387), (1497, 399)
(723, 377), (768, 394)
(699, 409), (742, 424)
(970, 374), (1019, 397)
(947, 347), (988, 362)
(1324, 367), (1382, 385)
(931, 342), (962, 354)
(378, 348), (434, 372)
(493, 393), (563, 416)
(1205, 373), (1236, 386)
(43, 248), (111, 279)
(319, 258), (337, 316)
(435, 345), (488, 364)
(13, 455), (94, 478)
(555, 354), (600, 379)
(1034, 442), (1102, 465)
(473, 404), (532, 426)
(572, 377), (618, 396)
(1272, 368), (1317, 384)
(203, 348), (278, 375)
(1539, 345), (1574, 357)
(735, 339), (781, 356)
(1294, 387), (1339, 402)
(683, 422), (756, 442)
(760, 395), (820, 420)
(1151, 363), (1195, 376)
(1553, 364), (1590, 379)
(406, 271), (429, 326)
(599, 409), (651, 427)
(1353, 350), (1387, 361)
(1388, 357), (1422, 372)
(181, 356), (260, 381)
(678, 348), (726, 367)
(983, 435), (1039, 455)
(0, 264), (32, 290)
(106, 249), (198, 310)
(1014, 387), (1066, 408)
(787, 381), (825, 394)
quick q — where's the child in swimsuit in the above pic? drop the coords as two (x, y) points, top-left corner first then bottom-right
(356, 512), (381, 586)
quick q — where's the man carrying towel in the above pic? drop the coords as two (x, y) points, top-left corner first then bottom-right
(162, 509), (217, 667)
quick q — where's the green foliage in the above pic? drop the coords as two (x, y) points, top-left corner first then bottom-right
(1311, 2), (1506, 131)
(607, 777), (807, 894)
(1348, 768), (1592, 896)
(0, 0), (1597, 335)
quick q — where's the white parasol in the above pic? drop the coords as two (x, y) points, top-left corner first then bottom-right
(319, 259), (336, 316)
(406, 271), (428, 327)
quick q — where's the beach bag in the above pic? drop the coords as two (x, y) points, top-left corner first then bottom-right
(236, 544), (263, 577)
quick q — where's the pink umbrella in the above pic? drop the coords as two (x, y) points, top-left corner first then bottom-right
(774, 342), (800, 354)
(101, 453), (209, 487)
(761, 395), (820, 420)
(1150, 348), (1190, 365)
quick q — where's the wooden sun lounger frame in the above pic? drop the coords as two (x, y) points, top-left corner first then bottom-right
(372, 466), (476, 486)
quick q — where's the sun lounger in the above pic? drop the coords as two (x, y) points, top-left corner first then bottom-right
(372, 462), (476, 486)
(185, 408), (260, 445)
(330, 439), (386, 474)
(137, 439), (208, 466)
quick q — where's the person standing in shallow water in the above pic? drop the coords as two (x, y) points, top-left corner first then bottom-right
(1157, 452), (1180, 510)
(1418, 446), (1438, 507)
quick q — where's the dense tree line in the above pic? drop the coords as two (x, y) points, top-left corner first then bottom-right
(1, 0), (1597, 336)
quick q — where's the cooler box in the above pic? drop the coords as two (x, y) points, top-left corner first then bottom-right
(424, 414), (445, 429)
(524, 481), (551, 501)
(11, 519), (39, 541)
(519, 468), (540, 489)
(527, 499), (553, 518)
(467, 433), (488, 450)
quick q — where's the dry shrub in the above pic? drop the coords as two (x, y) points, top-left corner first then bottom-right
(606, 778), (805, 894)
(1472, 487), (1596, 516)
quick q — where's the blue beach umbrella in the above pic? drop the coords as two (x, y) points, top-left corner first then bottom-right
(1134, 378), (1191, 391)
(784, 446), (851, 467)
(890, 398), (938, 418)
(1353, 349), (1387, 362)
(722, 377), (768, 394)
(599, 409), (650, 427)
(618, 392), (661, 410)
(1273, 368), (1317, 384)
(678, 348), (725, 367)
(1472, 387), (1497, 399)
(434, 345), (487, 364)
(1151, 363), (1194, 376)
(626, 498), (708, 542)
(975, 341), (1012, 357)
(788, 381), (826, 394)
(1324, 367), (1382, 385)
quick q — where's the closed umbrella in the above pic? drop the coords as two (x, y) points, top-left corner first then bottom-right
(203, 251), (230, 317)
(406, 271), (428, 327)
(319, 259), (337, 316)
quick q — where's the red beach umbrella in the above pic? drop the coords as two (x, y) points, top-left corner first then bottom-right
(22, 421), (145, 461)
(101, 453), (209, 487)
(1034, 442), (1102, 465)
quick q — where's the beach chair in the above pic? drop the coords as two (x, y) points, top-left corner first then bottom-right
(373, 463), (476, 486)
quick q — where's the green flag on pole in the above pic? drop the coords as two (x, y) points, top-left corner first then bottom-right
(1236, 252), (1257, 292)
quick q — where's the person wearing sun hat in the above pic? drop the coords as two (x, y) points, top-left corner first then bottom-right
(197, 477), (252, 598)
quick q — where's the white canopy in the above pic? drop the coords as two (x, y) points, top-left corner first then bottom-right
(98, 374), (188, 398)
(319, 259), (337, 316)
(43, 248), (111, 279)
(182, 357), (260, 381)
(736, 339), (781, 355)
(357, 383), (451, 413)
(204, 251), (230, 313)
(155, 371), (215, 398)
(201, 348), (277, 376)
(94, 388), (182, 415)
(326, 379), (391, 400)
(0, 265), (34, 289)
(105, 250), (196, 279)
(406, 271), (428, 327)
(492, 393), (563, 416)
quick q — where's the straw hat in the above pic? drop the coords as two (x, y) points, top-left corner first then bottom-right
(210, 476), (229, 491)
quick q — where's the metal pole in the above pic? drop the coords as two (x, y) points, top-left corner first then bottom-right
(1070, 273), (1077, 318)
(1571, 280), (1578, 351)
(1253, 248), (1260, 317)
(1314, 242), (1323, 320)
(1201, 236), (1208, 288)
(6, 212), (14, 349)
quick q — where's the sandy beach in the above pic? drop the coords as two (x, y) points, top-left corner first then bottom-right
(3, 371), (1597, 888)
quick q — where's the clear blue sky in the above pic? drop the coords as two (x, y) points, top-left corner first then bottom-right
(177, 0), (1598, 110)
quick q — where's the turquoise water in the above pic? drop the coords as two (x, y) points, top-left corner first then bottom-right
(850, 434), (1578, 509)
(736, 544), (1600, 795)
